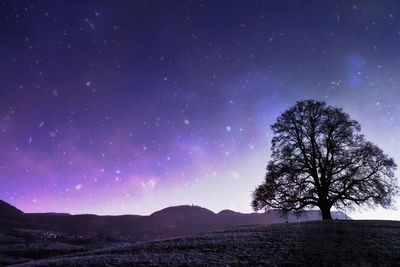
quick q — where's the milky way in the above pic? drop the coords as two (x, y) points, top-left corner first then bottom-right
(1, 1), (400, 219)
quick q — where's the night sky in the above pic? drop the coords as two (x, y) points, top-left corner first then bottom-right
(1, 0), (400, 219)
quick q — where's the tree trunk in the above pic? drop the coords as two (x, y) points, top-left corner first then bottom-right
(320, 205), (332, 220)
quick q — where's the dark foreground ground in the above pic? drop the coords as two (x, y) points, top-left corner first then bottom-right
(4, 220), (400, 267)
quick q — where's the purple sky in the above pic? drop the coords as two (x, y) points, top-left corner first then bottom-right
(1, 1), (399, 220)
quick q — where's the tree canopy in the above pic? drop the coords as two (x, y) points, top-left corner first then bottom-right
(252, 100), (399, 220)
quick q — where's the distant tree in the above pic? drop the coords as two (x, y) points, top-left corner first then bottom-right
(252, 100), (399, 220)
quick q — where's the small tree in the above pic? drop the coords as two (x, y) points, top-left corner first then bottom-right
(252, 100), (399, 220)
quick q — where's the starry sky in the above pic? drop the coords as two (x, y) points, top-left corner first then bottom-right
(1, 0), (400, 219)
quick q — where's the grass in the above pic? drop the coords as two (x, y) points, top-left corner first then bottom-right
(6, 220), (400, 267)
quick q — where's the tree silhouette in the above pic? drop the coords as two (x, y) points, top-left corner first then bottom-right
(252, 100), (399, 220)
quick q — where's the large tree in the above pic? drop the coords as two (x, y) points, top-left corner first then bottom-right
(252, 100), (399, 220)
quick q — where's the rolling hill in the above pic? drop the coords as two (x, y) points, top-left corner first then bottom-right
(0, 200), (348, 241)
(0, 199), (351, 265)
(10, 220), (400, 266)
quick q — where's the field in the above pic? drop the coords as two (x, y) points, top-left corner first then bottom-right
(5, 220), (400, 267)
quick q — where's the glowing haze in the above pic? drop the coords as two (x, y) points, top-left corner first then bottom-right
(1, 1), (399, 220)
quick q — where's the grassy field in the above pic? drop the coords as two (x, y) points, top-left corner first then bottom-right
(7, 220), (400, 267)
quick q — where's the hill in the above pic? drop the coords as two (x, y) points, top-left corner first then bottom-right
(0, 200), (28, 228)
(0, 200), (348, 242)
(0, 200), (350, 265)
(10, 220), (400, 266)
(0, 200), (24, 218)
